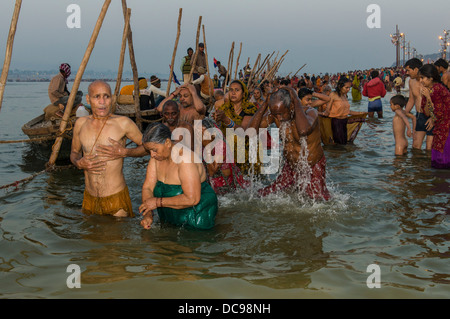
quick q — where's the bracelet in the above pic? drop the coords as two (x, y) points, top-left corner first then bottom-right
(227, 118), (235, 128)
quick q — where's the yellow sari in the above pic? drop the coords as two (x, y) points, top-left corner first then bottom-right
(218, 80), (261, 175)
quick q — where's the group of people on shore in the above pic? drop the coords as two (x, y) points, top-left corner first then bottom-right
(48, 48), (449, 231)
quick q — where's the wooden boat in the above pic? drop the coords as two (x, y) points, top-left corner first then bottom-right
(319, 113), (367, 145)
(21, 103), (161, 144)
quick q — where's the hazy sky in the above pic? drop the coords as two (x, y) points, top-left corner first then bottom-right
(1, 0), (449, 78)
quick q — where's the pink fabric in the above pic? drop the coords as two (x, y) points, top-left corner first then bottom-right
(59, 63), (71, 78)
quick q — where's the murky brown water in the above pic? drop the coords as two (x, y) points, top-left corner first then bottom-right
(0, 82), (448, 298)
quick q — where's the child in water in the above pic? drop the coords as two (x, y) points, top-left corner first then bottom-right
(390, 94), (416, 155)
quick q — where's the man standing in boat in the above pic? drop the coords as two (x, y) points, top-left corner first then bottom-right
(180, 47), (193, 84)
(47, 63), (83, 117)
(248, 87), (331, 201)
(70, 80), (147, 217)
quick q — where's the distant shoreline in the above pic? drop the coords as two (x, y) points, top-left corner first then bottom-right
(6, 78), (169, 83)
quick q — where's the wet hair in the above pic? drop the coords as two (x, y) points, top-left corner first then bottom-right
(298, 87), (313, 99)
(390, 94), (407, 108)
(434, 58), (449, 70)
(404, 58), (423, 70)
(162, 100), (179, 112)
(142, 122), (172, 144)
(419, 64), (442, 83)
(335, 77), (351, 97)
(269, 88), (291, 109)
(370, 70), (379, 79)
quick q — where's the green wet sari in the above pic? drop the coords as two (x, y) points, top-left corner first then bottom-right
(153, 180), (218, 230)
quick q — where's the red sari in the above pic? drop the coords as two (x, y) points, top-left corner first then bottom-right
(423, 83), (450, 168)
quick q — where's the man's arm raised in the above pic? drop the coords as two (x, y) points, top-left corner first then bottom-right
(185, 83), (206, 115)
(287, 87), (318, 137)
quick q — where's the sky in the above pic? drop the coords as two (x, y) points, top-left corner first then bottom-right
(0, 0), (449, 79)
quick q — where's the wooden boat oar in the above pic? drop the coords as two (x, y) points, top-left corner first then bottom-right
(166, 8), (182, 96)
(47, 0), (111, 167)
(0, 0), (22, 113)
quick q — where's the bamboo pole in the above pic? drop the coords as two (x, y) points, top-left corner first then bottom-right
(247, 53), (261, 91)
(234, 42), (242, 80)
(270, 57), (285, 81)
(121, 0), (141, 131)
(188, 16), (202, 83)
(47, 0), (111, 167)
(113, 8), (131, 111)
(293, 63), (307, 77)
(256, 53), (287, 89)
(253, 53), (270, 82)
(166, 8), (182, 97)
(202, 24), (214, 111)
(0, 0), (22, 113)
(224, 41), (234, 92)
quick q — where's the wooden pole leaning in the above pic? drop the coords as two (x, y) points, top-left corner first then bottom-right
(253, 53), (270, 82)
(113, 8), (131, 112)
(166, 8), (182, 97)
(0, 0), (22, 113)
(202, 24), (214, 112)
(234, 42), (242, 80)
(224, 41), (234, 93)
(47, 0), (111, 167)
(188, 16), (202, 83)
(120, 1), (141, 131)
(293, 63), (307, 77)
(247, 53), (261, 92)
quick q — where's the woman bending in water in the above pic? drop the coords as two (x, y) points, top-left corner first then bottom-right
(139, 122), (218, 230)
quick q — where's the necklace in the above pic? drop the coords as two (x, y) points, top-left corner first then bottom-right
(89, 114), (111, 155)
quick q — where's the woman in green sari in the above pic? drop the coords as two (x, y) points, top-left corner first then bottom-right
(139, 122), (218, 230)
(213, 80), (262, 175)
(352, 74), (362, 102)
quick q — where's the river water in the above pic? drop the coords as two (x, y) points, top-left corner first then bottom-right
(0, 82), (448, 299)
